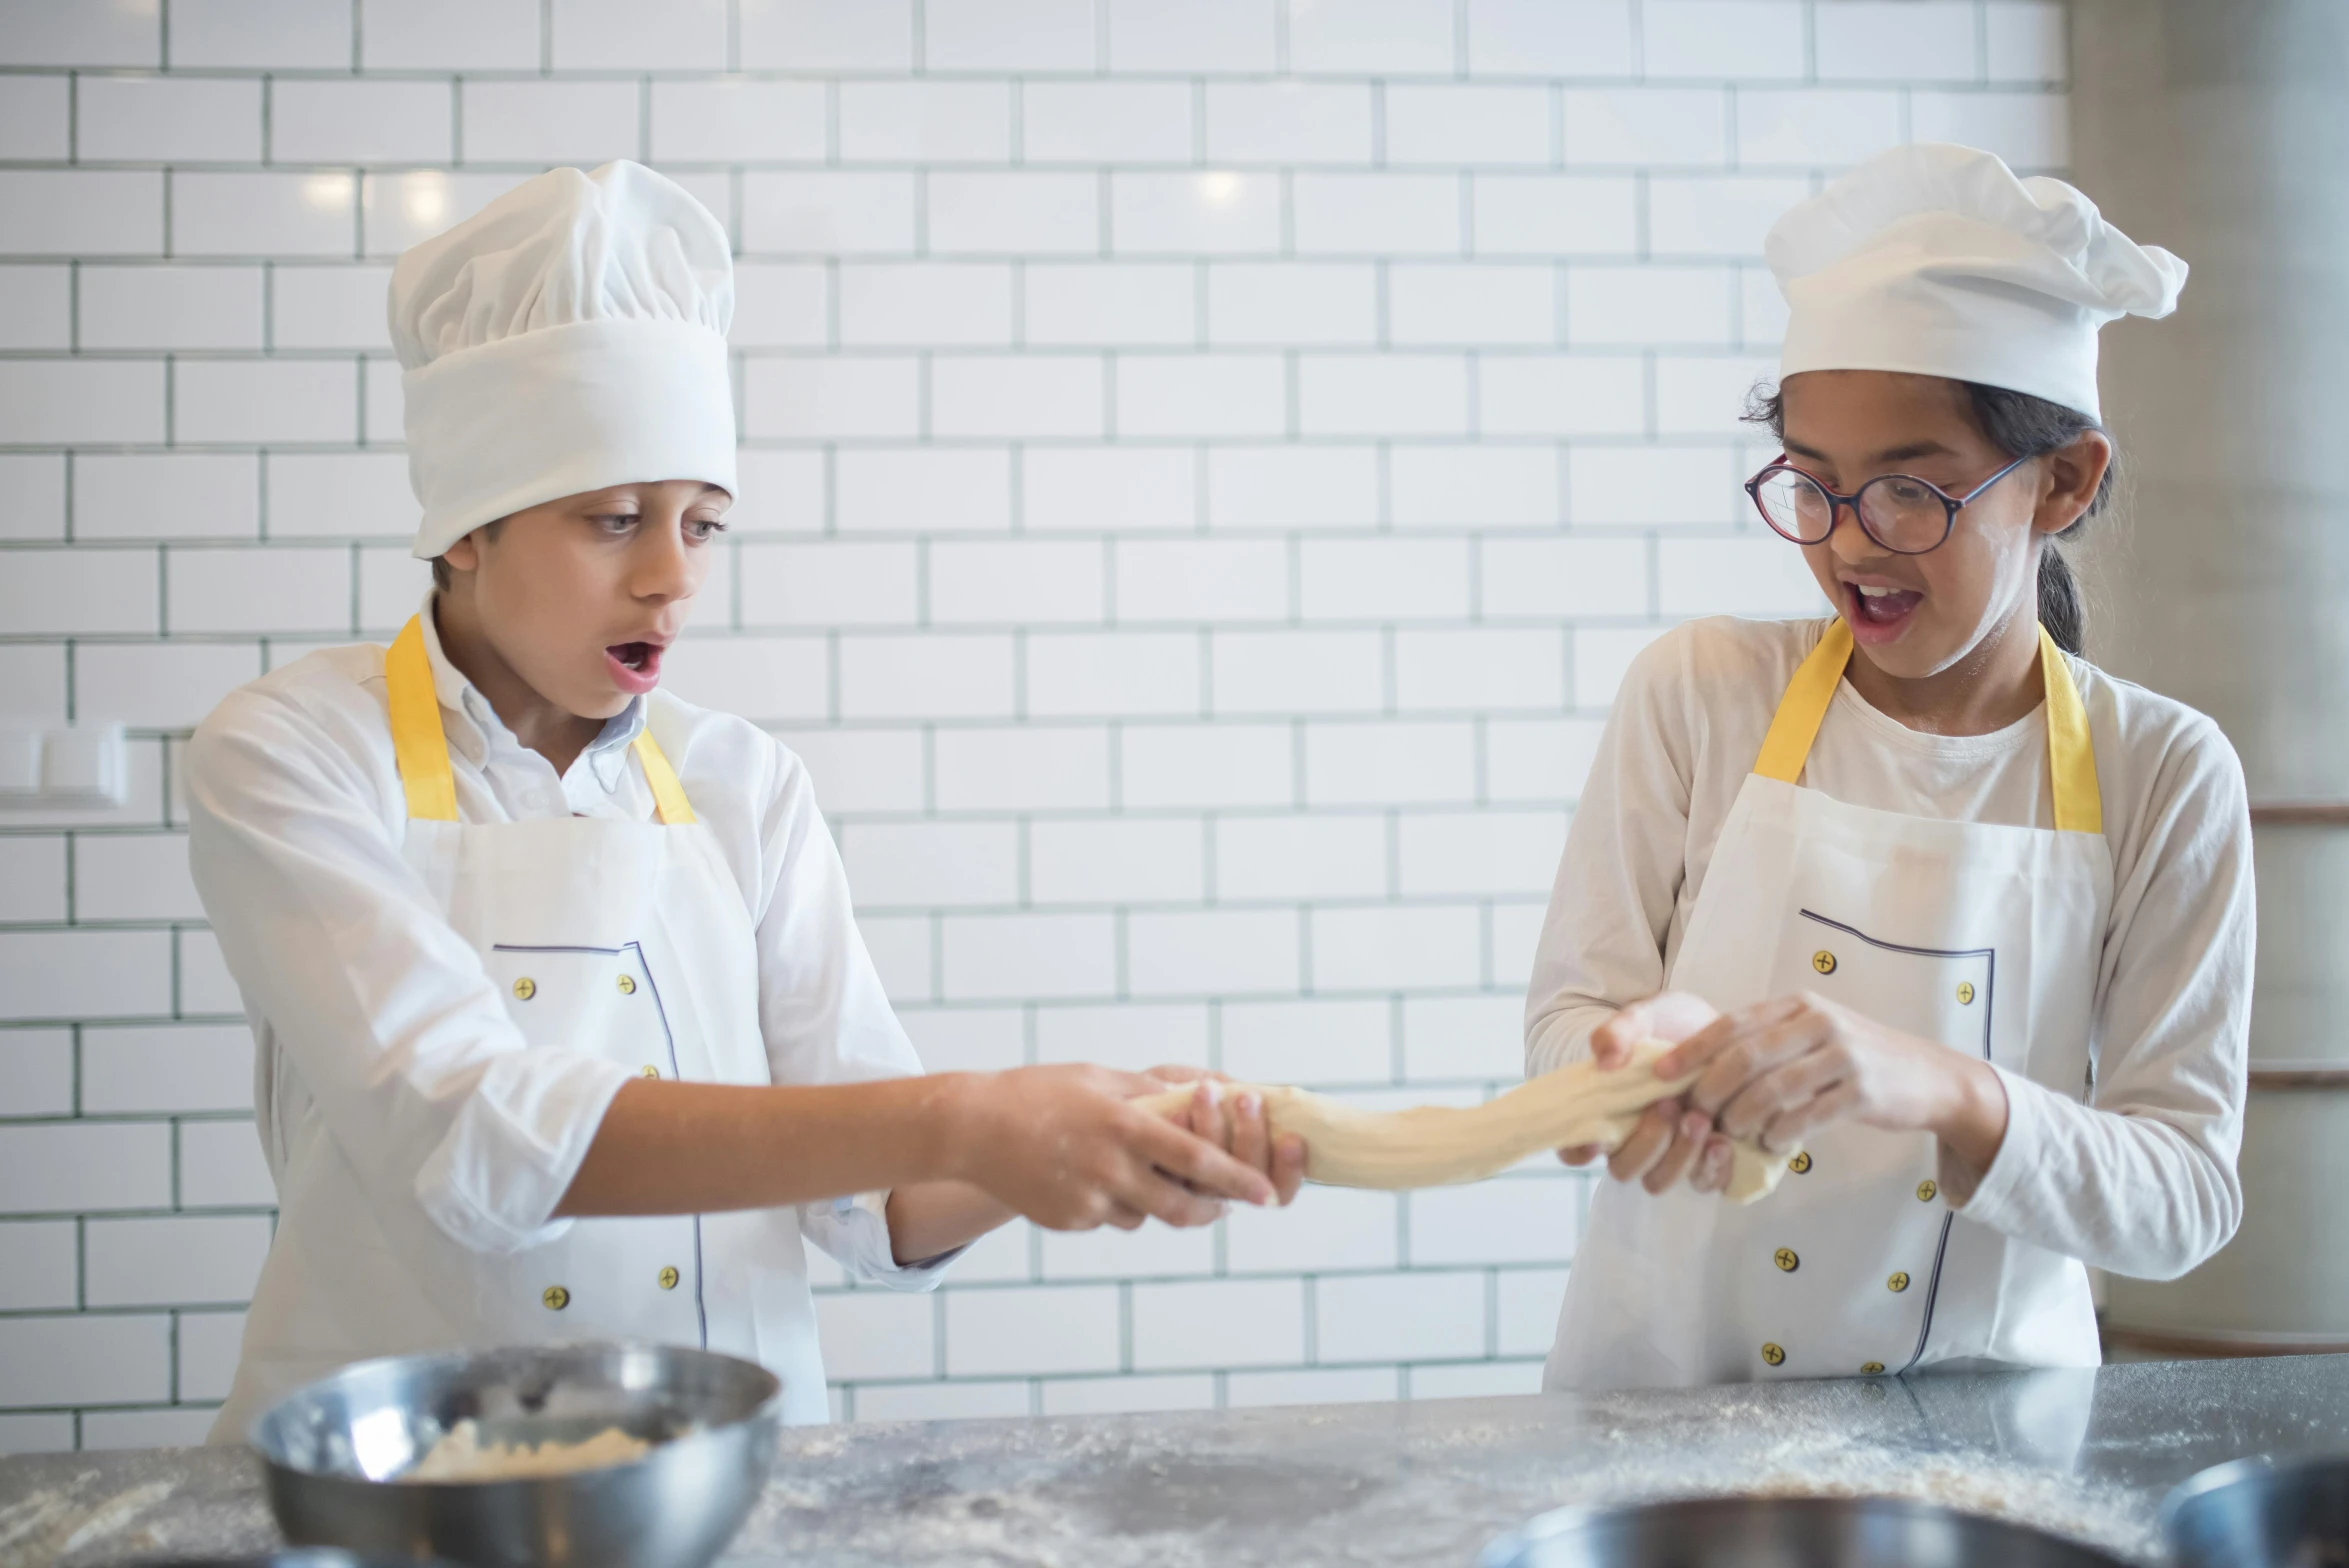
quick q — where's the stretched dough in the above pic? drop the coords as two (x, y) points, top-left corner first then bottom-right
(1137, 1041), (1793, 1205)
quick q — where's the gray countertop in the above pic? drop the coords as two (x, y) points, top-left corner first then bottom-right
(7, 1355), (2348, 1566)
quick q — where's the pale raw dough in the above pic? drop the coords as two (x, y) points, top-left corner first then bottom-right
(1138, 1040), (1793, 1204)
(403, 1418), (654, 1482)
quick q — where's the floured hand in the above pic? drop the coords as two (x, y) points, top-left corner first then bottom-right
(1134, 1041), (1794, 1205)
(1152, 1075), (1308, 1207)
(1567, 992), (1736, 1195)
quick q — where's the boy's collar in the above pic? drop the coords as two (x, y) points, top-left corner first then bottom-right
(414, 591), (645, 782)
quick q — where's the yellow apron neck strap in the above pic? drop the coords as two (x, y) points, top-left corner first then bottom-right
(2037, 624), (2102, 835)
(1752, 617), (2103, 835)
(630, 730), (697, 826)
(1753, 617), (1854, 786)
(384, 614), (696, 827)
(387, 616), (459, 822)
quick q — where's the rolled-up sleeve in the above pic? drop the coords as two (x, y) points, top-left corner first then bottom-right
(189, 685), (632, 1256)
(736, 732), (959, 1290)
(800, 1190), (960, 1290)
(1956, 717), (2253, 1280)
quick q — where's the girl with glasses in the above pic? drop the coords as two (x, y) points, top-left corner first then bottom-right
(1528, 144), (2251, 1391)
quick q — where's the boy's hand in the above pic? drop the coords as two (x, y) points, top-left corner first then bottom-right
(941, 1065), (1276, 1231)
(1164, 1077), (1307, 1206)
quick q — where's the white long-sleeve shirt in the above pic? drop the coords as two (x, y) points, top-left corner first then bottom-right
(186, 612), (939, 1286)
(1525, 615), (2253, 1282)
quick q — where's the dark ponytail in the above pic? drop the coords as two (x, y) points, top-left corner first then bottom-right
(1743, 381), (2118, 655)
(2036, 543), (2085, 657)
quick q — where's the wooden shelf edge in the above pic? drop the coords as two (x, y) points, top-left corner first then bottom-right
(2250, 803), (2349, 826)
(2249, 1067), (2349, 1090)
(2102, 1325), (2349, 1359)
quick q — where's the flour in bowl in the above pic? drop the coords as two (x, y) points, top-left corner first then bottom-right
(403, 1419), (653, 1482)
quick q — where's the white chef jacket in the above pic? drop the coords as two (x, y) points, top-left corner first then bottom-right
(186, 610), (951, 1352)
(1526, 615), (2252, 1282)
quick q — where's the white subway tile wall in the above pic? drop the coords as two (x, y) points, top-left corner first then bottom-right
(0, 0), (2064, 1444)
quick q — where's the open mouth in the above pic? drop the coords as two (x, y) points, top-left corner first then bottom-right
(1845, 582), (1923, 641)
(604, 640), (665, 693)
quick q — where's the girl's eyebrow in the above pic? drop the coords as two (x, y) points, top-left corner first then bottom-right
(1783, 438), (1961, 466)
(1872, 440), (1961, 464)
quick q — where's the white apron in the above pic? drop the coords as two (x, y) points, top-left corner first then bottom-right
(215, 616), (835, 1434)
(1547, 619), (2113, 1389)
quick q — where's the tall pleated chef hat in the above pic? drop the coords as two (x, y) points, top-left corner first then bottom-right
(1766, 142), (2187, 421)
(389, 161), (736, 561)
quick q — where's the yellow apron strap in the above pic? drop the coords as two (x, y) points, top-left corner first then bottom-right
(1754, 619), (1854, 784)
(1751, 616), (2104, 835)
(387, 615), (459, 822)
(388, 612), (699, 828)
(631, 730), (697, 826)
(2039, 625), (2103, 835)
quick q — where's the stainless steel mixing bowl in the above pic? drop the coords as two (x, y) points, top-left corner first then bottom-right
(2162, 1454), (2349, 1568)
(1479, 1494), (2134, 1567)
(249, 1341), (780, 1568)
(135, 1554), (446, 1567)
(132, 1556), (438, 1567)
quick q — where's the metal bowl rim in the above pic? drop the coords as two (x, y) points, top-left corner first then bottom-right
(1480, 1491), (2128, 1568)
(127, 1555), (437, 1568)
(132, 1555), (449, 1568)
(250, 1339), (783, 1484)
(2158, 1451), (2349, 1532)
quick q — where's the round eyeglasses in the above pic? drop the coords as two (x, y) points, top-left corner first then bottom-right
(1745, 453), (2032, 555)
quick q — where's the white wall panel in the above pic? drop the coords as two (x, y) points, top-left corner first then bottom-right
(77, 77), (260, 163)
(1466, 0), (1635, 77)
(0, 266), (70, 351)
(0, 0), (2065, 1446)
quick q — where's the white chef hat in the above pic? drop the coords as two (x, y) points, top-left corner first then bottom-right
(389, 161), (736, 560)
(1766, 142), (2187, 421)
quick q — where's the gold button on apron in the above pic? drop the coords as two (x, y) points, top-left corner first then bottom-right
(641, 1065), (660, 1079)
(542, 1285), (569, 1311)
(1956, 981), (1975, 1005)
(1811, 950), (1837, 975)
(1761, 1342), (1786, 1367)
(1787, 1151), (1812, 1175)
(658, 1266), (680, 1291)
(1773, 1248), (1799, 1273)
(512, 977), (536, 1001)
(1888, 1271), (1911, 1293)
(1916, 1179), (1938, 1203)
(618, 974), (637, 995)
(1861, 1361), (1886, 1376)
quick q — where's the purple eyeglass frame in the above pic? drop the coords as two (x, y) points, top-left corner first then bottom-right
(1745, 452), (2033, 555)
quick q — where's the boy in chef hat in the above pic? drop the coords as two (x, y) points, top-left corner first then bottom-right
(1530, 143), (2250, 1391)
(189, 162), (1302, 1436)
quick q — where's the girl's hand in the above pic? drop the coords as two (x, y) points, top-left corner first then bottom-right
(943, 1065), (1276, 1231)
(1587, 991), (1724, 1069)
(1651, 990), (2011, 1198)
(1559, 992), (1723, 1188)
(1166, 1076), (1308, 1207)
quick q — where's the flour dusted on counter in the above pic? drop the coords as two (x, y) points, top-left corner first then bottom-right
(404, 1419), (653, 1482)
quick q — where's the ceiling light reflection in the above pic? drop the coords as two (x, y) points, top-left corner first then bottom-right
(1196, 172), (1244, 207)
